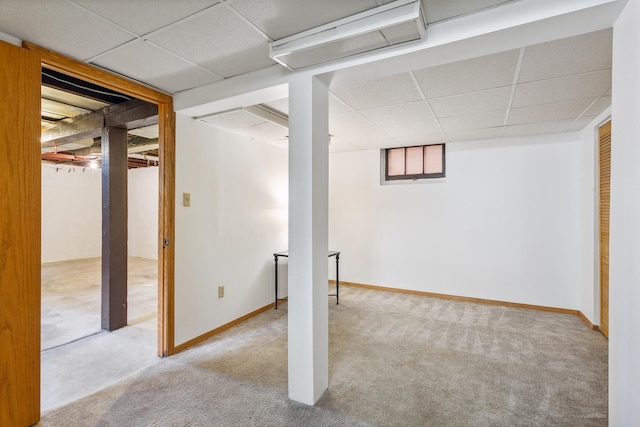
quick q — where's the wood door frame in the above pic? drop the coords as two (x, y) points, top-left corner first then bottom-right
(23, 42), (176, 356)
(0, 39), (41, 427)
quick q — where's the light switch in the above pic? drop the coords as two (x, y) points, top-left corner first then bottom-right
(183, 192), (191, 207)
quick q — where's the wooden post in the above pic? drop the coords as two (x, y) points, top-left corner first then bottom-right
(101, 126), (128, 331)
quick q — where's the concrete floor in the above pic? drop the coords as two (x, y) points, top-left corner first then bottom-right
(41, 257), (159, 412)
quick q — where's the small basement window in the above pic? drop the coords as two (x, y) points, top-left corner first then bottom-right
(384, 144), (445, 181)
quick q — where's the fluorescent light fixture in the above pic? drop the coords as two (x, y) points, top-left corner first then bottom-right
(269, 0), (427, 70)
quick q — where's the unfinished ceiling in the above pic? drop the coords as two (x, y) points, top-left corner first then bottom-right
(40, 69), (160, 169)
(0, 0), (614, 152)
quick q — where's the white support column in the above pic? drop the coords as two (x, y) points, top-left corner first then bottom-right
(287, 75), (329, 405)
(610, 0), (640, 423)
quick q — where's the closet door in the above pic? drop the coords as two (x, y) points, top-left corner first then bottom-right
(0, 40), (41, 426)
(599, 120), (611, 338)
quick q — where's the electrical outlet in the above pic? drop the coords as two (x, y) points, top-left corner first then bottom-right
(218, 285), (224, 298)
(183, 192), (191, 207)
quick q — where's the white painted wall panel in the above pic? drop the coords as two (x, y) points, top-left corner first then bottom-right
(128, 166), (159, 260)
(174, 114), (288, 345)
(41, 165), (102, 263)
(328, 133), (583, 310)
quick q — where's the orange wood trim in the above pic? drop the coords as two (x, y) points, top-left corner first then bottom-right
(158, 101), (176, 356)
(578, 311), (600, 331)
(598, 120), (611, 338)
(22, 42), (171, 105)
(22, 42), (176, 357)
(331, 280), (581, 316)
(171, 303), (276, 355)
(0, 41), (41, 426)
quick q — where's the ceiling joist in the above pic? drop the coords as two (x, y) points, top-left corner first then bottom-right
(41, 99), (158, 147)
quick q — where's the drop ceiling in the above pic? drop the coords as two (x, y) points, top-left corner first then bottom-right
(0, 0), (614, 153)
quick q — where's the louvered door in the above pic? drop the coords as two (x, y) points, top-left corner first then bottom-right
(599, 121), (611, 338)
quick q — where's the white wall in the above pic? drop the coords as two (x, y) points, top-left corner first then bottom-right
(42, 163), (159, 263)
(329, 133), (584, 309)
(41, 164), (102, 263)
(174, 114), (288, 345)
(128, 166), (159, 260)
(610, 0), (640, 422)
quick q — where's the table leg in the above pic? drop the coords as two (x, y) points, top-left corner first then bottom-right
(274, 255), (279, 309)
(336, 253), (339, 305)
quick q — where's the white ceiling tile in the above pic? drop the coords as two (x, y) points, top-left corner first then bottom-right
(329, 93), (352, 115)
(584, 96), (611, 117)
(329, 140), (362, 153)
(503, 119), (575, 137)
(240, 121), (289, 142)
(379, 120), (441, 138)
(429, 87), (512, 118)
(263, 98), (289, 115)
(332, 73), (422, 111)
(352, 138), (399, 150)
(507, 99), (594, 126)
(395, 133), (448, 146)
(446, 127), (504, 142)
(229, 0), (379, 40)
(261, 94), (351, 118)
(0, 0), (134, 60)
(149, 7), (275, 78)
(414, 49), (519, 98)
(440, 110), (506, 132)
(568, 117), (595, 132)
(201, 110), (265, 129)
(72, 0), (221, 36)
(420, 0), (515, 24)
(512, 70), (611, 108)
(334, 126), (389, 142)
(359, 101), (434, 125)
(330, 112), (375, 133)
(518, 29), (612, 83)
(93, 41), (222, 93)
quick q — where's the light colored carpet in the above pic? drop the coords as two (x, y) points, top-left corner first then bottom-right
(40, 285), (608, 426)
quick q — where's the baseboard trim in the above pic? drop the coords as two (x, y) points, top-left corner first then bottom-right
(172, 302), (275, 355)
(173, 281), (599, 355)
(578, 311), (600, 331)
(332, 280), (597, 330)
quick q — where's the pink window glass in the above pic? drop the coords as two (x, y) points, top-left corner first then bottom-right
(387, 148), (405, 176)
(424, 144), (443, 174)
(406, 146), (423, 174)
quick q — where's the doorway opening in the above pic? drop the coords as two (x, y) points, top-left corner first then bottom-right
(39, 67), (162, 410)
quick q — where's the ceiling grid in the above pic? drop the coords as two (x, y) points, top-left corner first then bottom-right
(0, 0), (615, 154)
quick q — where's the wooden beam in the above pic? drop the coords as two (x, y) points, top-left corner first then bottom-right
(101, 126), (128, 331)
(42, 99), (158, 146)
(41, 113), (102, 146)
(105, 99), (158, 128)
